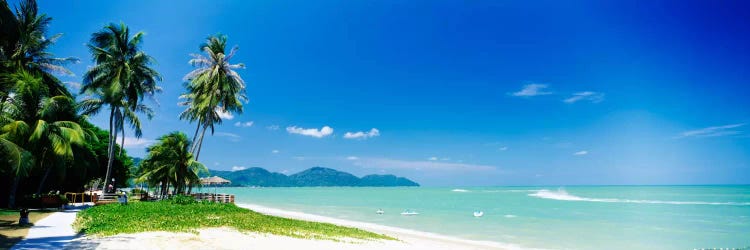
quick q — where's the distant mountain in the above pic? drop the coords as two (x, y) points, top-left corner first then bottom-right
(206, 167), (419, 187)
(209, 167), (290, 187)
(359, 174), (419, 187)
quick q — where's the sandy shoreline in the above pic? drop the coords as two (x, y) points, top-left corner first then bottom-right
(66, 203), (523, 250)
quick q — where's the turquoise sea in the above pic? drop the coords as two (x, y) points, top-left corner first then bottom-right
(216, 186), (750, 250)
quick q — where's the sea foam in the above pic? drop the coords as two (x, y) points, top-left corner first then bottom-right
(451, 189), (470, 192)
(529, 189), (750, 206)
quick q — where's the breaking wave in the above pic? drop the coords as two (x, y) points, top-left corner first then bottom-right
(451, 189), (470, 192)
(529, 189), (750, 206)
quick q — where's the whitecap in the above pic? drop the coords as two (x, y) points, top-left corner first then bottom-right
(528, 189), (750, 206)
(504, 214), (517, 218)
(451, 189), (470, 192)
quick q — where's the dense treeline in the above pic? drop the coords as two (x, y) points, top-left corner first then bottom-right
(1, 0), (247, 207)
(0, 0), (134, 208)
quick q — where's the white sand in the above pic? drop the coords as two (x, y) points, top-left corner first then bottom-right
(67, 203), (523, 250)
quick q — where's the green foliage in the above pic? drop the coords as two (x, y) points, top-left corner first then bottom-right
(137, 131), (206, 195)
(179, 34), (247, 160)
(74, 201), (395, 241)
(168, 195), (196, 205)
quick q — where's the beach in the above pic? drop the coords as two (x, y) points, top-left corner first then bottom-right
(65, 203), (515, 250)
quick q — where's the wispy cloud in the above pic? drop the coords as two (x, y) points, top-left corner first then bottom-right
(510, 84), (552, 97)
(215, 132), (241, 142)
(231, 166), (247, 171)
(234, 121), (254, 127)
(216, 108), (234, 120)
(272, 149), (280, 154)
(353, 158), (498, 172)
(574, 150), (588, 156)
(563, 91), (605, 103)
(286, 126), (334, 138)
(346, 156), (359, 160)
(677, 123), (745, 138)
(428, 156), (438, 161)
(117, 137), (155, 149)
(266, 125), (280, 131)
(343, 128), (380, 140)
(498, 146), (508, 151)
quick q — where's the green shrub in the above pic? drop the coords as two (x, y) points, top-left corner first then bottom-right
(169, 195), (196, 205)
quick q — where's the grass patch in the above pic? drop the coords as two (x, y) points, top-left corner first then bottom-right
(0, 209), (54, 249)
(73, 200), (395, 241)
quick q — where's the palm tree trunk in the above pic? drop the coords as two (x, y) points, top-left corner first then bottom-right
(195, 126), (207, 161)
(36, 165), (53, 195)
(104, 107), (117, 194)
(118, 122), (125, 156)
(35, 150), (49, 195)
(190, 122), (200, 153)
(8, 175), (20, 208)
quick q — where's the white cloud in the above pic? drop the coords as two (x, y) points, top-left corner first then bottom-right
(286, 126), (334, 138)
(440, 157), (450, 161)
(266, 125), (280, 131)
(346, 156), (359, 160)
(272, 150), (280, 154)
(510, 84), (552, 97)
(117, 137), (155, 149)
(498, 146), (508, 151)
(231, 166), (247, 171)
(64, 81), (81, 91)
(343, 128), (380, 140)
(428, 156), (438, 161)
(293, 156), (305, 161)
(677, 123), (745, 138)
(564, 91), (605, 103)
(215, 132), (241, 142)
(234, 121), (254, 127)
(353, 158), (498, 172)
(574, 150), (588, 156)
(216, 108), (234, 120)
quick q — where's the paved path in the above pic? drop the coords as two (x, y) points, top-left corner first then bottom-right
(11, 208), (82, 250)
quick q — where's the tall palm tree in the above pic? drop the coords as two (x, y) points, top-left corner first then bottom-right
(81, 22), (161, 192)
(6, 0), (77, 97)
(1, 70), (87, 204)
(136, 131), (206, 195)
(1, 0), (83, 208)
(180, 34), (246, 160)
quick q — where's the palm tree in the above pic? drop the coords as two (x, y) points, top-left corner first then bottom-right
(81, 22), (161, 193)
(180, 34), (246, 160)
(6, 0), (78, 97)
(136, 132), (206, 195)
(1, 70), (88, 206)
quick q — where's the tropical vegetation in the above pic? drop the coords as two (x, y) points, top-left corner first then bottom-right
(0, 0), (133, 208)
(179, 34), (247, 160)
(74, 198), (394, 241)
(135, 132), (207, 196)
(79, 22), (161, 193)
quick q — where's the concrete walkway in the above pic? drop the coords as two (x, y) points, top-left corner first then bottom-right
(11, 208), (82, 250)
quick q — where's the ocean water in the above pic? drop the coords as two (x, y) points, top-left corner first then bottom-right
(215, 186), (750, 250)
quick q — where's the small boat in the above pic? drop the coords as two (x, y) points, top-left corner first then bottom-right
(401, 210), (419, 216)
(376, 209), (384, 214)
(473, 211), (484, 217)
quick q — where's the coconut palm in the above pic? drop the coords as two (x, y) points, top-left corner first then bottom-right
(81, 22), (161, 192)
(137, 131), (206, 195)
(180, 34), (246, 160)
(5, 0), (77, 97)
(1, 70), (88, 207)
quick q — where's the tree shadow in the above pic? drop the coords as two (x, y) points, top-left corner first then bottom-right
(0, 234), (24, 249)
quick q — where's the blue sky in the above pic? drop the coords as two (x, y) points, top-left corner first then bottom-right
(25, 0), (750, 186)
